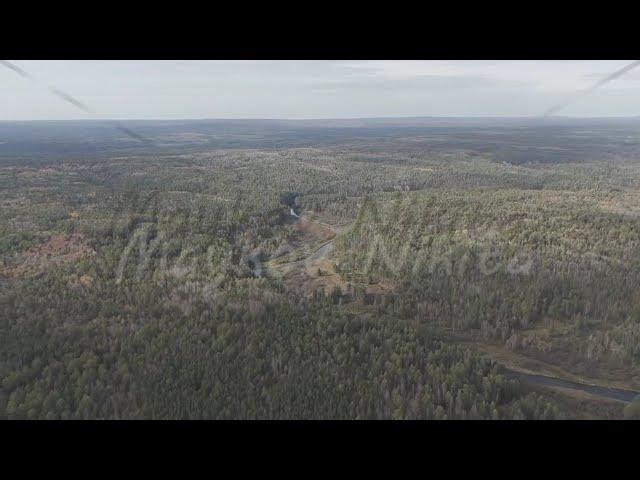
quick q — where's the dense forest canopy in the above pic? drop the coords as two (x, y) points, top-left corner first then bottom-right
(2, 118), (640, 419)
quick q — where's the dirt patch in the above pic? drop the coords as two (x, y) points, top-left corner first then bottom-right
(293, 215), (335, 246)
(1, 233), (95, 278)
(269, 215), (344, 296)
(271, 214), (396, 302)
(25, 233), (92, 260)
(281, 256), (344, 297)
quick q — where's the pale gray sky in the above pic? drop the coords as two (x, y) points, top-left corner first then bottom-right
(1, 60), (639, 120)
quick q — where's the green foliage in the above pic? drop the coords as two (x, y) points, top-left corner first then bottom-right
(279, 191), (298, 208)
(4, 124), (639, 419)
(0, 276), (566, 419)
(333, 188), (640, 367)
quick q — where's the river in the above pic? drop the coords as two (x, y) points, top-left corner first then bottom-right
(505, 369), (639, 403)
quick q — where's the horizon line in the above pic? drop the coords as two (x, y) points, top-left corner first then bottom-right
(2, 114), (640, 122)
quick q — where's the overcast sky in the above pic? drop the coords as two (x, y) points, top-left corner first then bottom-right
(1, 60), (639, 120)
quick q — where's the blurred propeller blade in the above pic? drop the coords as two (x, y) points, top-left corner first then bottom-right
(1, 60), (153, 145)
(543, 60), (640, 117)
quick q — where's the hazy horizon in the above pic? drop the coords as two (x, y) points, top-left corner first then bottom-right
(2, 61), (640, 121)
(3, 114), (640, 123)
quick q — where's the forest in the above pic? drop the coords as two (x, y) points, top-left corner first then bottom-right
(2, 118), (639, 419)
